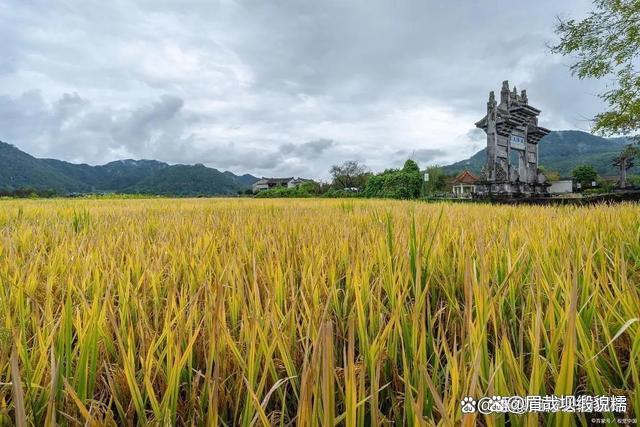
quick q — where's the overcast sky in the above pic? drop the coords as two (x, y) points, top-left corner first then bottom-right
(0, 0), (608, 179)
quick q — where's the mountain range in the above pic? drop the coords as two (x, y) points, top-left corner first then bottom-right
(1, 130), (635, 195)
(0, 141), (259, 195)
(443, 130), (635, 177)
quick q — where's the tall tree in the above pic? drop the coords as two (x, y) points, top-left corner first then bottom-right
(402, 160), (423, 198)
(329, 161), (369, 189)
(613, 144), (639, 188)
(551, 0), (640, 136)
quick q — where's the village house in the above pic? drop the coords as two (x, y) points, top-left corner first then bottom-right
(252, 177), (313, 192)
(451, 170), (478, 198)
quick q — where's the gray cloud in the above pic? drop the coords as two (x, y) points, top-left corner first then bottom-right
(412, 149), (448, 164)
(393, 148), (447, 164)
(0, 91), (198, 163)
(279, 139), (335, 157)
(0, 0), (604, 179)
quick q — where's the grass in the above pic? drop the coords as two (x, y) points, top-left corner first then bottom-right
(0, 198), (638, 425)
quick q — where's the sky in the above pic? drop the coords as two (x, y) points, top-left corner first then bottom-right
(0, 0), (609, 179)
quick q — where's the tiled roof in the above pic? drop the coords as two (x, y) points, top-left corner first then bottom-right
(452, 170), (478, 185)
(259, 177), (294, 184)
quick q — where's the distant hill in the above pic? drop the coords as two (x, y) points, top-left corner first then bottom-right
(41, 158), (170, 191)
(0, 142), (89, 192)
(127, 164), (252, 196)
(223, 171), (261, 187)
(0, 141), (259, 195)
(443, 130), (635, 176)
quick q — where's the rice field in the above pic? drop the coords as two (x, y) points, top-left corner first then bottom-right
(0, 198), (638, 426)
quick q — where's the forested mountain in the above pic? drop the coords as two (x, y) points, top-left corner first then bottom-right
(41, 158), (169, 191)
(127, 164), (252, 196)
(0, 141), (258, 195)
(0, 142), (89, 192)
(443, 130), (635, 176)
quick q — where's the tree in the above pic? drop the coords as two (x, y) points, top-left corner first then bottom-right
(329, 161), (369, 189)
(572, 165), (598, 188)
(551, 0), (640, 136)
(401, 160), (423, 198)
(362, 159), (423, 199)
(613, 144), (639, 188)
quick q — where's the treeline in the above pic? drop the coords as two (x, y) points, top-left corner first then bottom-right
(256, 159), (447, 199)
(0, 187), (158, 199)
(0, 187), (59, 198)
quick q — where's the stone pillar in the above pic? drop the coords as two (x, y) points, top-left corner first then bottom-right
(500, 80), (510, 109)
(486, 91), (497, 181)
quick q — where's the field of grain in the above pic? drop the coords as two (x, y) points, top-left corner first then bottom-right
(0, 198), (638, 425)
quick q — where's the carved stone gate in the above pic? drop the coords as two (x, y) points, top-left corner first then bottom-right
(474, 81), (550, 196)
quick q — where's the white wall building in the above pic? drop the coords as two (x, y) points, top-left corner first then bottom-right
(549, 179), (573, 194)
(252, 177), (312, 192)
